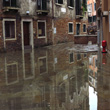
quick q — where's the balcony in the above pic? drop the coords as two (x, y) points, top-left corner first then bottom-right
(75, 0), (87, 19)
(36, 0), (49, 15)
(3, 0), (19, 12)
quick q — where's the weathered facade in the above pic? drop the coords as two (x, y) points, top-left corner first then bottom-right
(0, 0), (88, 51)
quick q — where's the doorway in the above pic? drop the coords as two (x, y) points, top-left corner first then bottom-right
(21, 19), (34, 50)
(23, 22), (30, 46)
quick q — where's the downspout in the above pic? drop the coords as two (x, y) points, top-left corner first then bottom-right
(52, 0), (54, 44)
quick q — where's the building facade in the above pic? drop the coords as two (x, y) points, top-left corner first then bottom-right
(0, 0), (88, 51)
(87, 0), (96, 26)
(96, 0), (110, 53)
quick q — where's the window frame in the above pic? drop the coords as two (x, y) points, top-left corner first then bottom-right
(68, 22), (74, 34)
(3, 19), (16, 41)
(76, 22), (81, 35)
(77, 53), (81, 61)
(69, 52), (74, 64)
(37, 20), (46, 38)
(67, 0), (74, 8)
(5, 62), (19, 85)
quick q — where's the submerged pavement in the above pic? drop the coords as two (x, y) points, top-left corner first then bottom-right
(0, 42), (109, 110)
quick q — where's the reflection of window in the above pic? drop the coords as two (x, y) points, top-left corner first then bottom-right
(57, 83), (65, 107)
(3, 19), (16, 40)
(69, 53), (74, 63)
(69, 77), (76, 99)
(38, 56), (47, 74)
(68, 23), (73, 34)
(6, 62), (19, 85)
(77, 53), (81, 60)
(56, 0), (63, 4)
(84, 53), (87, 58)
(38, 21), (46, 38)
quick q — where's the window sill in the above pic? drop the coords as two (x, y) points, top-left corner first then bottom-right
(68, 6), (74, 10)
(83, 32), (87, 33)
(38, 36), (46, 39)
(55, 3), (63, 7)
(68, 32), (74, 34)
(5, 38), (17, 41)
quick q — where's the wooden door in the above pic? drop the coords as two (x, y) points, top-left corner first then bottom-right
(23, 22), (30, 46)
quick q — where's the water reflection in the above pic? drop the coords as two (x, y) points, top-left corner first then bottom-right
(0, 47), (98, 110)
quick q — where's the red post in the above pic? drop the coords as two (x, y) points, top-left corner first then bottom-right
(102, 40), (107, 53)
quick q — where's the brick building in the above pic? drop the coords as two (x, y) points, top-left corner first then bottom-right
(0, 0), (88, 51)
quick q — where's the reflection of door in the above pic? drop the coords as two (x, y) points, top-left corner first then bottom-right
(76, 24), (80, 35)
(23, 22), (30, 46)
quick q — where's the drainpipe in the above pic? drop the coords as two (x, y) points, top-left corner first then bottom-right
(52, 0), (54, 44)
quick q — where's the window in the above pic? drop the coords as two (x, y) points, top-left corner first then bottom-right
(38, 21), (46, 38)
(56, 0), (63, 4)
(76, 23), (80, 35)
(3, 19), (16, 40)
(93, 16), (96, 22)
(3, 0), (17, 7)
(37, 0), (47, 10)
(88, 17), (92, 23)
(94, 3), (96, 11)
(67, 0), (74, 7)
(68, 23), (73, 34)
(83, 24), (86, 32)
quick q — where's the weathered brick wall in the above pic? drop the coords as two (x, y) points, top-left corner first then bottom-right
(0, 14), (22, 51)
(54, 17), (74, 44)
(33, 17), (53, 48)
(74, 19), (88, 35)
(74, 35), (97, 44)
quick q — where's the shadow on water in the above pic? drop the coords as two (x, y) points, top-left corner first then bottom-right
(0, 46), (99, 110)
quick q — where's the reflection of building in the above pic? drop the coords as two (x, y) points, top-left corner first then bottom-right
(89, 55), (97, 91)
(0, 47), (92, 110)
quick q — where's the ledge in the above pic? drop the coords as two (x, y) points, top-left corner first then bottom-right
(68, 6), (74, 10)
(55, 3), (63, 7)
(74, 35), (97, 37)
(3, 7), (19, 12)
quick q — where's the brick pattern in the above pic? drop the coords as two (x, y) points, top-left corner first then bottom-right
(74, 35), (97, 44)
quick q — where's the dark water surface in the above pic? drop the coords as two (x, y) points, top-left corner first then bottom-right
(0, 44), (107, 110)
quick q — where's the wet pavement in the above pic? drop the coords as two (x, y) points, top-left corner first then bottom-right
(0, 42), (109, 110)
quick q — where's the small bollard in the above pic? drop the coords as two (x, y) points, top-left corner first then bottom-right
(102, 40), (107, 53)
